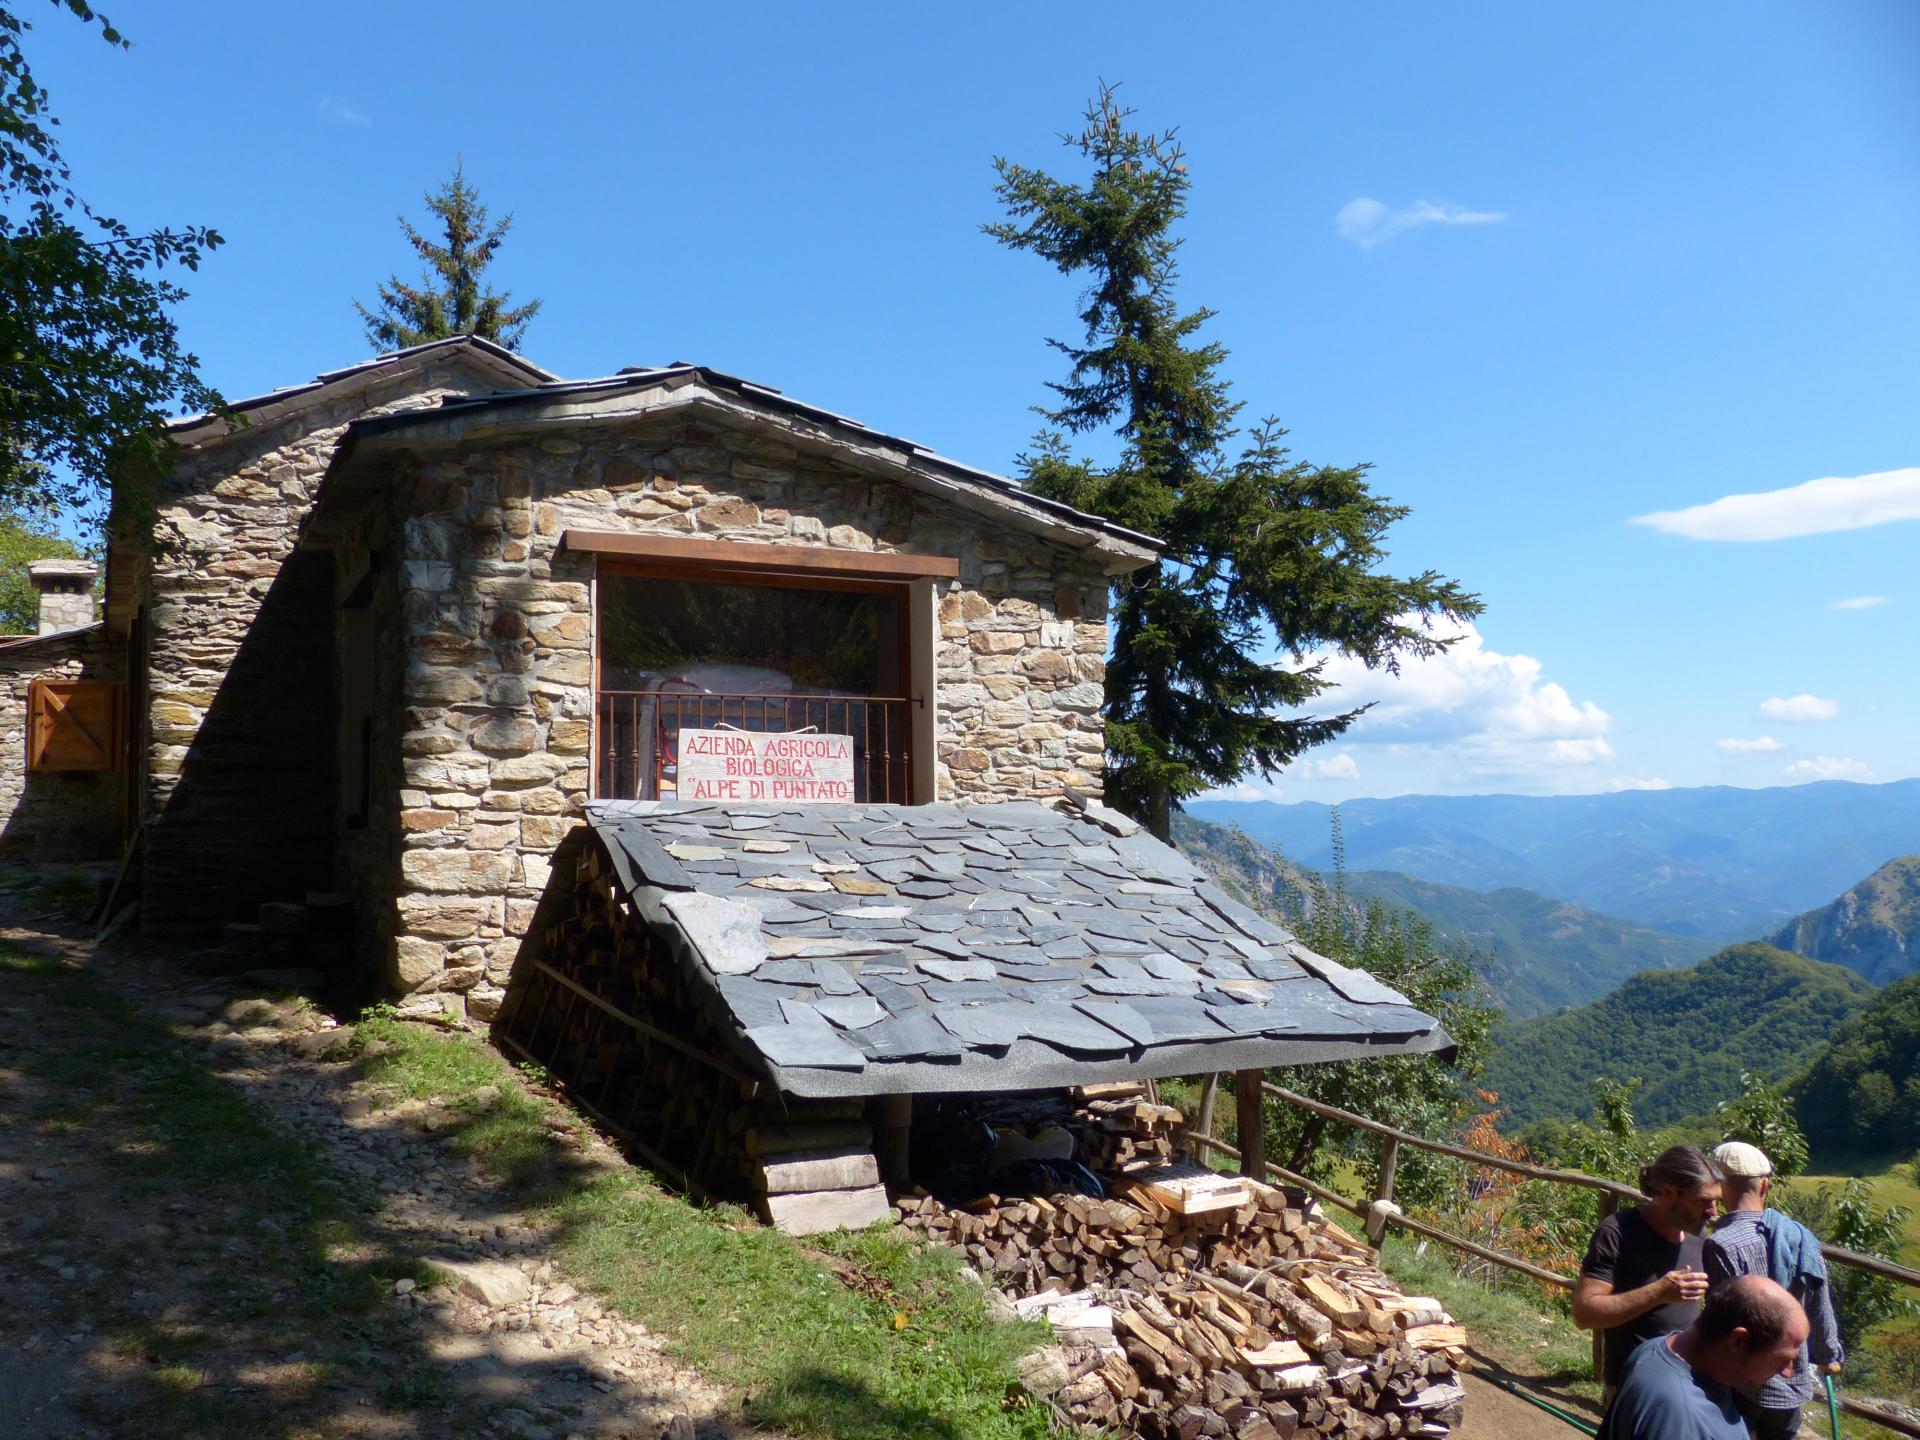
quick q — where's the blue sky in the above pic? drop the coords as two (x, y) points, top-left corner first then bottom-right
(28, 2), (1920, 802)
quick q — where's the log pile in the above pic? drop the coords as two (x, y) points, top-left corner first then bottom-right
(896, 1094), (1467, 1439)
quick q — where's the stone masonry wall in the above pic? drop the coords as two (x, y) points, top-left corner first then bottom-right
(142, 359), (518, 936)
(0, 629), (123, 860)
(379, 412), (1113, 1018)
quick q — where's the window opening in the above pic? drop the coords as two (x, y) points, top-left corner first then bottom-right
(596, 568), (915, 804)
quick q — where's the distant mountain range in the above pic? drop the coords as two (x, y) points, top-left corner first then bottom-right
(1174, 816), (1716, 1018)
(1187, 779), (1920, 939)
(1481, 943), (1875, 1129)
(1768, 856), (1920, 986)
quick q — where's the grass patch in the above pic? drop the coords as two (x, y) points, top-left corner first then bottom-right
(352, 1013), (1054, 1440)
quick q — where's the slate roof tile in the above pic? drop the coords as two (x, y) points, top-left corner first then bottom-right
(586, 797), (1448, 1097)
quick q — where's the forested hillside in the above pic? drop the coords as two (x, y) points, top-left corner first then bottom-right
(1794, 973), (1920, 1161)
(1480, 943), (1873, 1128)
(1340, 871), (1713, 1017)
(1187, 779), (1920, 937)
(1174, 815), (1714, 1017)
(1768, 855), (1920, 986)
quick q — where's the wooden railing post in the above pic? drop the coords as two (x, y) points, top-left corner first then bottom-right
(1235, 1069), (1266, 1180)
(1366, 1135), (1401, 1246)
(1592, 1191), (1617, 1382)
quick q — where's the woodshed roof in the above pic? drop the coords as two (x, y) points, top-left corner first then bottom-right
(583, 796), (1453, 1099)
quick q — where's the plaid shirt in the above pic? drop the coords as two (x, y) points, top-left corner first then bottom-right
(1704, 1208), (1844, 1411)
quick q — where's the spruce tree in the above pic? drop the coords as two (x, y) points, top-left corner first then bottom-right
(355, 162), (540, 352)
(990, 88), (1483, 839)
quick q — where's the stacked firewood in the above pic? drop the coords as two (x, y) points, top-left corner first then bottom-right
(896, 1097), (1466, 1438)
(1070, 1089), (1186, 1173)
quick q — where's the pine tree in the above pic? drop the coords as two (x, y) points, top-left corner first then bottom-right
(355, 162), (540, 352)
(990, 87), (1483, 839)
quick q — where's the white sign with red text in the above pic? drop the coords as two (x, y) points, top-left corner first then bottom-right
(674, 729), (856, 803)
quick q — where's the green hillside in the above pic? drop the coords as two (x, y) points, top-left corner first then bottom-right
(1768, 855), (1920, 986)
(1341, 871), (1715, 1017)
(1173, 814), (1715, 1018)
(1793, 972), (1920, 1162)
(1481, 943), (1874, 1128)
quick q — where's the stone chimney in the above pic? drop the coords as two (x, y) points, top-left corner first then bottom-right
(27, 559), (99, 636)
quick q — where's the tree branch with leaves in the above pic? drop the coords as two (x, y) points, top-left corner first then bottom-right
(0, 1), (225, 535)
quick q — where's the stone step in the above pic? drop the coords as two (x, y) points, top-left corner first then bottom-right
(223, 921), (270, 956)
(304, 891), (353, 941)
(258, 901), (309, 938)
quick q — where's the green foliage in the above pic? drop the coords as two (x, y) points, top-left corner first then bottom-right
(1, 2), (225, 525)
(1794, 973), (1920, 1163)
(989, 86), (1480, 837)
(1713, 1072), (1809, 1179)
(355, 161), (540, 351)
(1775, 1179), (1915, 1344)
(1481, 943), (1873, 1129)
(1258, 841), (1498, 1211)
(0, 496), (88, 631)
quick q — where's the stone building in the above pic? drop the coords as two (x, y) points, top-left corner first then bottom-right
(4, 337), (1150, 1005)
(2, 336), (1454, 1230)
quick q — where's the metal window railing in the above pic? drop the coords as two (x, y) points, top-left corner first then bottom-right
(595, 688), (915, 804)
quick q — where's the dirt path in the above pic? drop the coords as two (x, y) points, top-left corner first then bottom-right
(0, 904), (727, 1440)
(1459, 1370), (1599, 1439)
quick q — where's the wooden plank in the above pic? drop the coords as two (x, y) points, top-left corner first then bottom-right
(756, 1147), (881, 1196)
(745, 1120), (873, 1156)
(561, 529), (960, 580)
(1132, 1160), (1251, 1215)
(763, 1183), (892, 1236)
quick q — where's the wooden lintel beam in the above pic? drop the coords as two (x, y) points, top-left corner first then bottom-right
(559, 529), (960, 581)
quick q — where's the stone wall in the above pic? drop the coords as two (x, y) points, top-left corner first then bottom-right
(371, 411), (1113, 1017)
(141, 358), (519, 936)
(0, 629), (123, 860)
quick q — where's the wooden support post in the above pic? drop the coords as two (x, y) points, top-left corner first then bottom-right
(1234, 1069), (1266, 1181)
(1593, 1191), (1618, 1381)
(1367, 1134), (1401, 1245)
(875, 1093), (913, 1187)
(1197, 1073), (1220, 1155)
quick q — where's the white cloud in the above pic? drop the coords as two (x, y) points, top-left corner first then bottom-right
(1759, 694), (1839, 723)
(1607, 776), (1673, 792)
(1831, 595), (1890, 610)
(1303, 617), (1615, 786)
(1632, 467), (1920, 542)
(321, 96), (372, 126)
(1292, 753), (1360, 782)
(1336, 197), (1510, 249)
(1716, 736), (1783, 755)
(1784, 756), (1875, 782)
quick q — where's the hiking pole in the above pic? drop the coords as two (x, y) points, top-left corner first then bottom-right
(1824, 1372), (1841, 1438)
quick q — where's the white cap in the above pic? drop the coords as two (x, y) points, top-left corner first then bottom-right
(1712, 1141), (1773, 1178)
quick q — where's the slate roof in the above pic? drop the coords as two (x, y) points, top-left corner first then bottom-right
(583, 797), (1453, 1098)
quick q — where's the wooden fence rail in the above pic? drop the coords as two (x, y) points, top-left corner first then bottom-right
(1184, 1075), (1920, 1436)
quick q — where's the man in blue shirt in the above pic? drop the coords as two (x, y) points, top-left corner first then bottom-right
(1704, 1141), (1845, 1439)
(1599, 1275), (1809, 1440)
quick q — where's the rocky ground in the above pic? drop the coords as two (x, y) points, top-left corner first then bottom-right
(0, 874), (731, 1440)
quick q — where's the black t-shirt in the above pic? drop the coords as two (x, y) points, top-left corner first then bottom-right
(1583, 1207), (1705, 1385)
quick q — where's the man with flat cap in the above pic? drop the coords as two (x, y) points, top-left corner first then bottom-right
(1703, 1141), (1844, 1439)
(1599, 1275), (1809, 1440)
